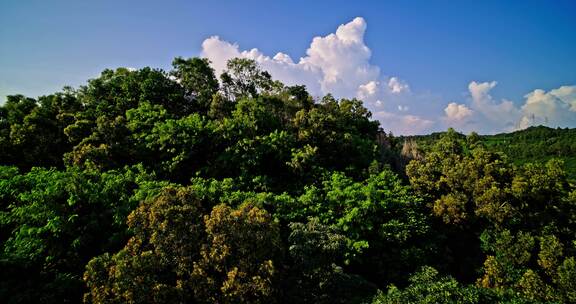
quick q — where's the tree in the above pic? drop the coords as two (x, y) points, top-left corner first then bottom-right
(406, 129), (521, 226)
(284, 218), (375, 304)
(292, 95), (380, 178)
(84, 189), (282, 304)
(278, 169), (433, 286)
(220, 58), (273, 100)
(0, 92), (79, 169)
(171, 57), (219, 113)
(406, 129), (576, 298)
(0, 165), (156, 303)
(83, 187), (206, 304)
(63, 67), (187, 170)
(477, 230), (576, 303)
(372, 266), (480, 304)
(4, 54), (575, 304)
(191, 203), (282, 304)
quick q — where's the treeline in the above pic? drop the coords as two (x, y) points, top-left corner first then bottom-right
(1, 58), (575, 303)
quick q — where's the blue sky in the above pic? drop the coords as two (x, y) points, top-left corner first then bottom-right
(1, 0), (575, 134)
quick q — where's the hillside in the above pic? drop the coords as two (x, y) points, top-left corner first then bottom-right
(401, 126), (576, 181)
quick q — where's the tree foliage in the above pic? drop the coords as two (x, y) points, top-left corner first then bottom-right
(1, 57), (575, 303)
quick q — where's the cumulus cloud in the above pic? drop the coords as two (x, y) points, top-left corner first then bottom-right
(467, 82), (576, 132)
(388, 77), (409, 94)
(201, 37), (323, 95)
(440, 81), (520, 133)
(206, 20), (408, 93)
(443, 81), (576, 134)
(201, 17), (576, 135)
(443, 102), (473, 123)
(200, 17), (424, 134)
(301, 17), (380, 97)
(202, 18), (390, 99)
(518, 86), (576, 129)
(357, 81), (380, 100)
(468, 81), (520, 131)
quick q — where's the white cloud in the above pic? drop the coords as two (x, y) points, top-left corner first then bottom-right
(388, 77), (409, 94)
(201, 37), (242, 76)
(357, 81), (380, 100)
(301, 17), (380, 97)
(518, 86), (576, 129)
(468, 81), (519, 127)
(553, 85), (576, 111)
(201, 36), (324, 95)
(203, 18), (387, 99)
(441, 102), (475, 133)
(442, 82), (576, 133)
(374, 111), (435, 135)
(468, 81), (497, 105)
(444, 102), (473, 122)
(458, 81), (520, 133)
(201, 17), (576, 135)
(201, 17), (409, 110)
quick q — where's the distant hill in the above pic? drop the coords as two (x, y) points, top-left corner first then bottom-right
(401, 126), (576, 181)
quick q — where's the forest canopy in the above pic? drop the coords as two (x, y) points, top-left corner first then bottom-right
(1, 57), (575, 304)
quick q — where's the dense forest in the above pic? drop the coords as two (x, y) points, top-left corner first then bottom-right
(1, 57), (575, 303)
(403, 126), (576, 182)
